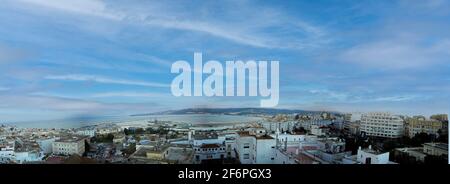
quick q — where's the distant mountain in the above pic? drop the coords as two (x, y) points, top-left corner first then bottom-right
(131, 108), (320, 116)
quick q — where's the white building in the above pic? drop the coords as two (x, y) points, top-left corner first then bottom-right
(310, 125), (327, 136)
(37, 137), (57, 154)
(259, 121), (296, 134)
(14, 151), (43, 164)
(360, 112), (404, 138)
(223, 134), (237, 159)
(0, 150), (44, 164)
(235, 128), (277, 164)
(0, 150), (14, 163)
(355, 146), (391, 164)
(298, 119), (334, 130)
(193, 136), (225, 146)
(76, 129), (96, 138)
(272, 132), (305, 147)
(96, 126), (121, 135)
(52, 137), (86, 156)
(193, 143), (227, 163)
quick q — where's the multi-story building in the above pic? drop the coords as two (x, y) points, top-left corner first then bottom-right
(405, 116), (443, 138)
(75, 129), (96, 138)
(344, 113), (352, 123)
(193, 143), (227, 163)
(235, 128), (277, 164)
(130, 144), (193, 164)
(343, 113), (362, 135)
(430, 114), (448, 123)
(272, 132), (305, 148)
(259, 121), (296, 134)
(344, 121), (360, 135)
(37, 137), (57, 154)
(298, 119), (335, 130)
(310, 125), (328, 136)
(423, 143), (448, 157)
(360, 112), (404, 138)
(430, 114), (448, 134)
(52, 137), (86, 156)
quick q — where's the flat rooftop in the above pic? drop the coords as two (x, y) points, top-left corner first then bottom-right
(423, 143), (448, 150)
(55, 136), (86, 142)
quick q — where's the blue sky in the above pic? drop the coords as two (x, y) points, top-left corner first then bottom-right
(0, 0), (449, 122)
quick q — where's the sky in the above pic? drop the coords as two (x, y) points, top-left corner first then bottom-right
(0, 0), (449, 122)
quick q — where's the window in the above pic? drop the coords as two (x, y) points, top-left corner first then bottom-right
(243, 154), (250, 159)
(243, 143), (250, 149)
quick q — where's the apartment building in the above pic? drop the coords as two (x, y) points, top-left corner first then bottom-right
(405, 116), (443, 138)
(52, 137), (86, 156)
(235, 128), (277, 164)
(360, 112), (404, 138)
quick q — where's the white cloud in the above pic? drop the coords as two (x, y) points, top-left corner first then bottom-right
(0, 94), (105, 111)
(372, 95), (422, 102)
(340, 39), (450, 69)
(0, 93), (166, 117)
(16, 0), (123, 20)
(44, 74), (168, 88)
(91, 92), (167, 98)
(13, 0), (326, 49)
(308, 89), (349, 101)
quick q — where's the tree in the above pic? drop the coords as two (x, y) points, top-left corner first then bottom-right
(133, 135), (141, 143)
(135, 128), (144, 134)
(121, 143), (136, 156)
(437, 129), (448, 143)
(410, 133), (433, 147)
(83, 140), (91, 156)
(93, 133), (114, 143)
(106, 133), (114, 141)
(293, 126), (306, 134)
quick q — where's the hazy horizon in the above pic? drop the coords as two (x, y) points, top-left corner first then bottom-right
(1, 0), (450, 122)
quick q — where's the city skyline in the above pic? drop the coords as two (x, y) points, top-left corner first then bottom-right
(1, 0), (450, 122)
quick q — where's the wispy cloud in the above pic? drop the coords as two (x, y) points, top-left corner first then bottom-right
(13, 0), (326, 49)
(306, 88), (426, 103)
(16, 0), (123, 20)
(91, 91), (167, 98)
(44, 74), (168, 88)
(0, 94), (106, 111)
(339, 39), (450, 69)
(308, 89), (348, 101)
(1, 0), (449, 119)
(372, 95), (423, 102)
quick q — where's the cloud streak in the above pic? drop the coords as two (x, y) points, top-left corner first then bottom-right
(339, 39), (450, 69)
(44, 74), (169, 88)
(91, 91), (167, 98)
(13, 0), (326, 49)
